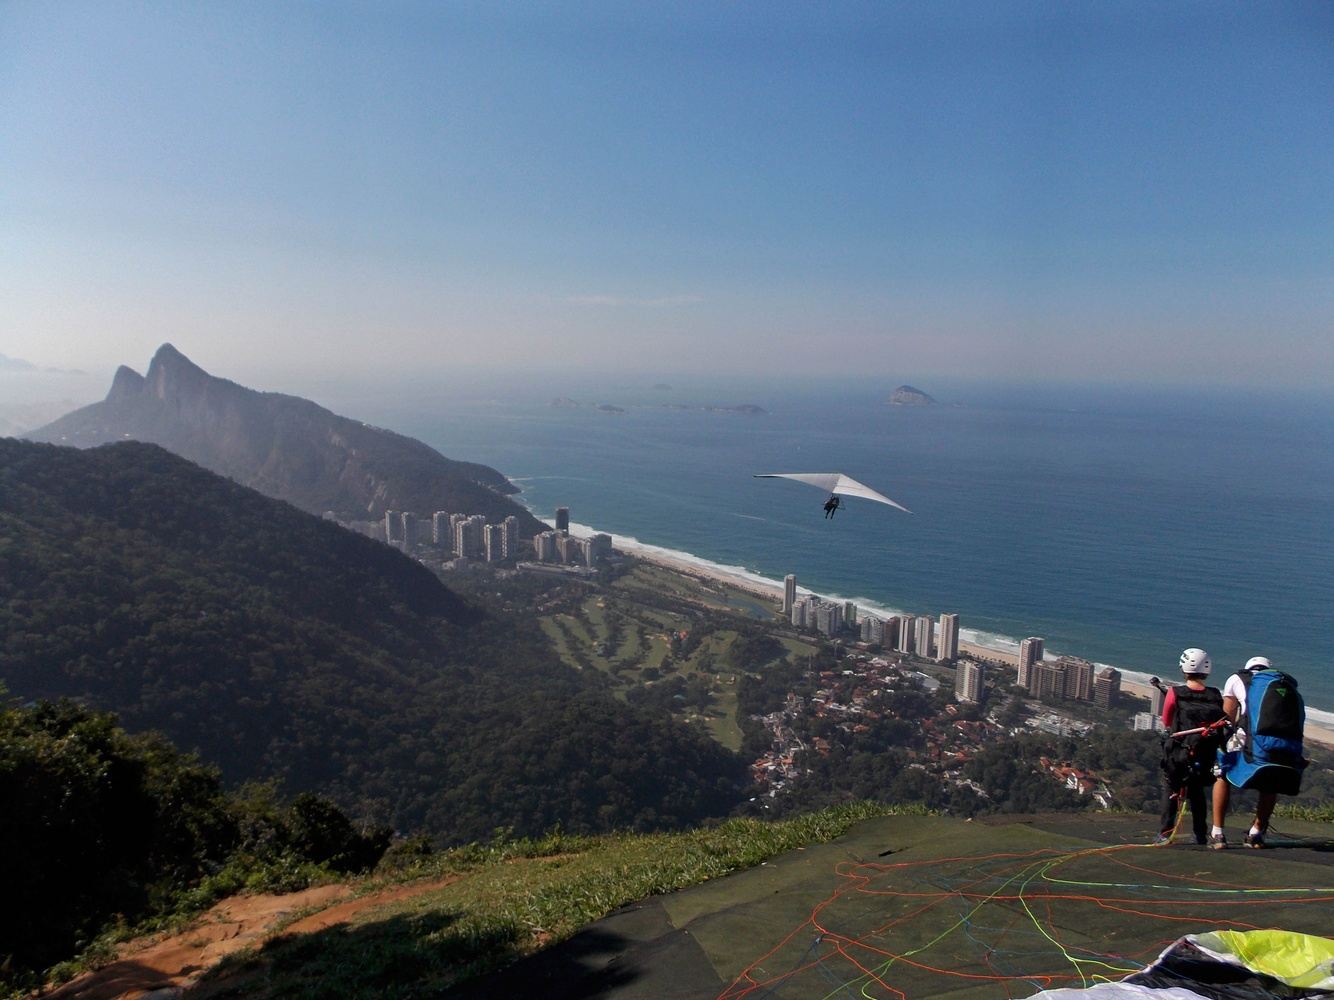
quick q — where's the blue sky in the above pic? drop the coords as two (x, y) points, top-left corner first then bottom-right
(2, 2), (1332, 386)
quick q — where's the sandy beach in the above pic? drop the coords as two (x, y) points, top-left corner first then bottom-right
(606, 537), (1334, 751)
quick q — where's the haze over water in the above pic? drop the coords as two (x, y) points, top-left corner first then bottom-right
(340, 376), (1334, 711)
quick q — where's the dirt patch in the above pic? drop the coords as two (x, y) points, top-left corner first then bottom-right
(42, 877), (460, 1000)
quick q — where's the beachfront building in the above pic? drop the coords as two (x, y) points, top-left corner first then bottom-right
(791, 596), (812, 629)
(883, 616), (900, 650)
(937, 612), (960, 662)
(896, 615), (915, 654)
(1094, 667), (1121, 708)
(915, 616), (935, 660)
(815, 602), (844, 638)
(555, 506), (570, 532)
(843, 601), (857, 626)
(1060, 656), (1095, 701)
(860, 615), (885, 645)
(586, 533), (613, 564)
(958, 659), (986, 702)
(1018, 637), (1044, 688)
(783, 574), (797, 614)
(1149, 682), (1167, 718)
(1032, 660), (1066, 700)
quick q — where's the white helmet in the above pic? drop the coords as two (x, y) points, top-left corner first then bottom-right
(1179, 648), (1212, 676)
(1244, 656), (1271, 671)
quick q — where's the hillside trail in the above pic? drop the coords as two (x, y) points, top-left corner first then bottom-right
(41, 875), (461, 1000)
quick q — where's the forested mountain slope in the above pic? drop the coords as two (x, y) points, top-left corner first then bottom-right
(0, 439), (745, 839)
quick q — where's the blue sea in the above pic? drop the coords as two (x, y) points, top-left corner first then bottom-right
(325, 375), (1334, 715)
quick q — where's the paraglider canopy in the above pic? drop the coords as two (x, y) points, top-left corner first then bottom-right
(754, 472), (912, 514)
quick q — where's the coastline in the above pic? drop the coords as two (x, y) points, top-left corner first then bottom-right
(559, 520), (1334, 750)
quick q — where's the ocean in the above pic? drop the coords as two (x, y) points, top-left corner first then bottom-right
(331, 375), (1334, 715)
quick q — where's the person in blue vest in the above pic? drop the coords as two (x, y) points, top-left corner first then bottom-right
(1155, 648), (1226, 845)
(1210, 656), (1306, 849)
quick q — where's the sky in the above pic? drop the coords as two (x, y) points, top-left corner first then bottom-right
(3, 1), (1333, 388)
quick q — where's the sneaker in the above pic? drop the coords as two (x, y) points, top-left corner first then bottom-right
(1153, 832), (1173, 846)
(1209, 832), (1228, 850)
(1244, 829), (1266, 849)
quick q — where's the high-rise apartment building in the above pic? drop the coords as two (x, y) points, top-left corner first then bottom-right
(1094, 667), (1121, 708)
(501, 516), (520, 558)
(791, 597), (812, 629)
(483, 524), (504, 563)
(454, 515), (485, 559)
(915, 616), (935, 660)
(587, 533), (613, 564)
(896, 615), (915, 654)
(1059, 656), (1095, 701)
(937, 613), (960, 662)
(555, 507), (570, 533)
(533, 531), (558, 562)
(1032, 661), (1066, 700)
(1149, 683), (1166, 718)
(843, 601), (857, 627)
(783, 574), (797, 615)
(861, 616), (885, 645)
(432, 511), (452, 546)
(958, 659), (985, 702)
(1018, 637), (1045, 689)
(383, 510), (402, 544)
(815, 602), (843, 638)
(400, 512), (419, 548)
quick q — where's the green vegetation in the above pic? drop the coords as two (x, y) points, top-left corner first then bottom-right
(0, 698), (386, 994)
(530, 565), (796, 753)
(201, 801), (911, 997)
(0, 440), (747, 844)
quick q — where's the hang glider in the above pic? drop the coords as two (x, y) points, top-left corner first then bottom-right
(754, 472), (912, 514)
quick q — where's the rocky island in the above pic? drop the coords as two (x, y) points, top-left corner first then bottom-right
(888, 384), (937, 406)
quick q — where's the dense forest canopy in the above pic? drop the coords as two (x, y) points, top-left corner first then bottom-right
(0, 440), (747, 841)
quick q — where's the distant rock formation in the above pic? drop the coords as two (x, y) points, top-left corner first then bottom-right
(888, 384), (937, 406)
(596, 404), (626, 414)
(27, 344), (545, 532)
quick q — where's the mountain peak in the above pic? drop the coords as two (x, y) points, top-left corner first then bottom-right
(144, 344), (213, 402)
(107, 365), (146, 402)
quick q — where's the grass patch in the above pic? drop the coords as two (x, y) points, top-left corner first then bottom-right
(199, 802), (912, 997)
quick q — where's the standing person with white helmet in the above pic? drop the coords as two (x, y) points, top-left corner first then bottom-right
(1155, 648), (1227, 845)
(1210, 655), (1308, 849)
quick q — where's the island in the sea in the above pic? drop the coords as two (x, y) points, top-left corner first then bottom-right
(888, 384), (936, 406)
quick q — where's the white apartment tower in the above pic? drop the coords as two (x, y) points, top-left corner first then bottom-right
(958, 659), (986, 702)
(937, 613), (960, 662)
(432, 511), (452, 546)
(896, 615), (916, 654)
(1018, 637), (1045, 689)
(915, 615), (935, 660)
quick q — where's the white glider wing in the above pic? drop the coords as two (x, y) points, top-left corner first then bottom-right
(754, 472), (912, 513)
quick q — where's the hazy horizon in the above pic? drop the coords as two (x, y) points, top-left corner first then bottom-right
(3, 3), (1333, 388)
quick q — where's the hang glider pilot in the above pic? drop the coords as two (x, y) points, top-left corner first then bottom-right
(754, 472), (911, 518)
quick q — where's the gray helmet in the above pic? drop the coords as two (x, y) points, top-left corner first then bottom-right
(1179, 648), (1212, 676)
